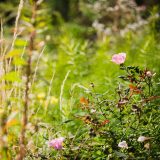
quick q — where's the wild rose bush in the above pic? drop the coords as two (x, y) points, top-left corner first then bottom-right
(57, 53), (160, 159)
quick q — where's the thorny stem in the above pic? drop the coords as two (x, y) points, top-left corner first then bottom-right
(92, 89), (108, 119)
(17, 1), (37, 160)
(146, 77), (152, 96)
(141, 96), (160, 103)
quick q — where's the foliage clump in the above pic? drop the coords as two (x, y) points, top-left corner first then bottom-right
(59, 54), (160, 159)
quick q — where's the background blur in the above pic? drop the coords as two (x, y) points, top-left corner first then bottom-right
(0, 0), (160, 113)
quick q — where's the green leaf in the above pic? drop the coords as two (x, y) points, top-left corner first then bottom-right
(114, 151), (127, 158)
(96, 150), (102, 155)
(1, 72), (21, 82)
(13, 58), (26, 66)
(5, 49), (22, 58)
(15, 39), (27, 47)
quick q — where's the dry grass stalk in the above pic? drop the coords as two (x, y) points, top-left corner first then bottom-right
(0, 18), (9, 160)
(59, 70), (71, 115)
(8, 0), (24, 72)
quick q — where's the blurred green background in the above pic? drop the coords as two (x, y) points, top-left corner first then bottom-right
(1, 0), (160, 126)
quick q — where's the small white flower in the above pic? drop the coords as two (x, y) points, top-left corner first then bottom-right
(146, 71), (152, 77)
(90, 109), (96, 113)
(118, 141), (128, 149)
(146, 71), (156, 77)
(137, 136), (150, 142)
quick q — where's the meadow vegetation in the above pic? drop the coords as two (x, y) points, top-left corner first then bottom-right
(0, 0), (160, 159)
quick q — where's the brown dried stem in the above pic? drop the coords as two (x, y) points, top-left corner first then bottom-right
(17, 1), (37, 160)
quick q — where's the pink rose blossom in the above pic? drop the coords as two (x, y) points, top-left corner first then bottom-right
(48, 137), (64, 150)
(111, 53), (126, 64)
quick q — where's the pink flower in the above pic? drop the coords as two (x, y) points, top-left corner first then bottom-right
(48, 137), (64, 150)
(111, 53), (126, 64)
